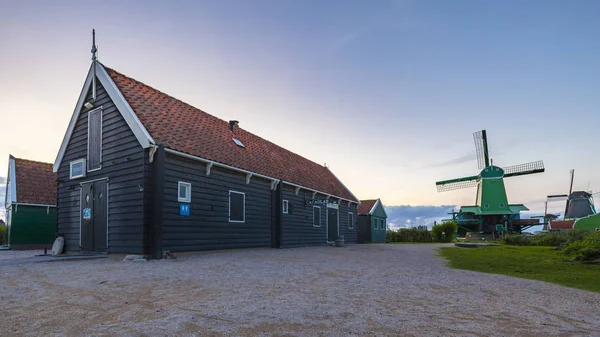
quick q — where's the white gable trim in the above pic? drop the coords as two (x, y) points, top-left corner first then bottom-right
(53, 61), (154, 172)
(96, 62), (154, 147)
(369, 198), (388, 218)
(5, 156), (17, 208)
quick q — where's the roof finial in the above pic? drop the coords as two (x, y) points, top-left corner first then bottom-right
(91, 29), (98, 61)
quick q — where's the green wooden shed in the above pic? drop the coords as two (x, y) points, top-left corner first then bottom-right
(4, 155), (57, 249)
(357, 198), (388, 243)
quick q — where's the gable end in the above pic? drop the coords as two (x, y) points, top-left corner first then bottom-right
(53, 61), (154, 172)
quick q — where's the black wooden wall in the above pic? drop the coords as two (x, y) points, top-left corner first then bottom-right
(160, 153), (273, 252)
(56, 80), (146, 254)
(280, 185), (358, 247)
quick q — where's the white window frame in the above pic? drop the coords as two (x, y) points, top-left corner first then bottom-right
(373, 217), (378, 230)
(348, 212), (354, 229)
(282, 200), (289, 214)
(229, 190), (245, 223)
(178, 181), (192, 203)
(69, 159), (87, 179)
(87, 107), (103, 172)
(313, 206), (321, 227)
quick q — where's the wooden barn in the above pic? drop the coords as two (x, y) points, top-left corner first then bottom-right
(4, 156), (57, 248)
(357, 198), (388, 243)
(53, 57), (359, 257)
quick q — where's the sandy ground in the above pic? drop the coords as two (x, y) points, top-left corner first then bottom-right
(1, 244), (599, 336)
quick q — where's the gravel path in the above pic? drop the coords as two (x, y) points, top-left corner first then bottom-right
(1, 244), (599, 336)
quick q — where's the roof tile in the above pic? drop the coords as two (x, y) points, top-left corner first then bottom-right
(358, 199), (377, 215)
(105, 66), (357, 201)
(14, 157), (56, 205)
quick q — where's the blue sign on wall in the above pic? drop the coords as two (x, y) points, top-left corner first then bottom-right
(180, 204), (190, 216)
(83, 208), (91, 220)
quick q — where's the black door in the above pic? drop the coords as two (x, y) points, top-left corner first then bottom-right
(327, 208), (338, 242)
(80, 180), (108, 252)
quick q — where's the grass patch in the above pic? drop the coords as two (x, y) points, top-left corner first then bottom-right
(439, 245), (600, 292)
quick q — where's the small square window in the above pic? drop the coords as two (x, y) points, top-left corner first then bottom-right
(70, 159), (86, 179)
(232, 138), (245, 148)
(282, 200), (289, 214)
(178, 182), (191, 203)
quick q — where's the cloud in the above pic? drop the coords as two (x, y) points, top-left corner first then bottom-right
(428, 153), (476, 168)
(384, 205), (457, 230)
(0, 177), (5, 184)
(329, 32), (361, 53)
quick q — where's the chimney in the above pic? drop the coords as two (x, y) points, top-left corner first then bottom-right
(229, 120), (239, 133)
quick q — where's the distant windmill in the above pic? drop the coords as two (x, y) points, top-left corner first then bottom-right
(547, 169), (597, 220)
(435, 130), (545, 234)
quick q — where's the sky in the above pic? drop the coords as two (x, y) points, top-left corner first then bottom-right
(1, 0), (599, 223)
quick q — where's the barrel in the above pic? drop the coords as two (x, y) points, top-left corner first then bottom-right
(335, 235), (345, 247)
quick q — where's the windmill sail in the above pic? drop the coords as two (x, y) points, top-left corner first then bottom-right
(473, 130), (490, 170)
(436, 175), (479, 192)
(503, 160), (545, 178)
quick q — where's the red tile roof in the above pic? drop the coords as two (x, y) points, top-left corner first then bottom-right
(105, 65), (357, 201)
(358, 199), (377, 215)
(14, 157), (57, 205)
(549, 220), (575, 230)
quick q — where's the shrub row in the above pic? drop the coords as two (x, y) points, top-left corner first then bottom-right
(502, 230), (589, 247)
(503, 230), (600, 262)
(561, 231), (600, 262)
(386, 221), (458, 243)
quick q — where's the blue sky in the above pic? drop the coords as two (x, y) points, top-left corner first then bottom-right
(1, 0), (599, 222)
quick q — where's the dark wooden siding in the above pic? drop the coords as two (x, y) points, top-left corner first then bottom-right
(161, 153), (273, 252)
(280, 185), (357, 247)
(338, 201), (358, 244)
(280, 186), (327, 247)
(57, 80), (146, 254)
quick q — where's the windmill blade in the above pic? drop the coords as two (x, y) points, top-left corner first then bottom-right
(503, 160), (545, 178)
(436, 175), (479, 192)
(473, 130), (490, 170)
(547, 194), (568, 201)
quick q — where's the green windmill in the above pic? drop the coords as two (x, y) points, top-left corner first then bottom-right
(436, 130), (545, 234)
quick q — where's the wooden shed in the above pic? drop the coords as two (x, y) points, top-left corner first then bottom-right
(357, 198), (388, 243)
(4, 156), (57, 248)
(53, 57), (359, 257)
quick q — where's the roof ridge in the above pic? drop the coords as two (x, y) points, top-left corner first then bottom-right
(13, 157), (53, 166)
(104, 63), (357, 201)
(104, 64), (331, 173)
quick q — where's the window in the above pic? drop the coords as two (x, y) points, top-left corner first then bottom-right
(69, 159), (86, 179)
(484, 203), (490, 209)
(348, 212), (354, 229)
(229, 191), (245, 222)
(178, 182), (191, 203)
(499, 203), (505, 208)
(282, 200), (289, 214)
(232, 138), (245, 148)
(380, 219), (386, 231)
(87, 108), (102, 171)
(313, 206), (321, 227)
(373, 218), (378, 230)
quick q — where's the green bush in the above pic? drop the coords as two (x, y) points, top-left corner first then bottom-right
(561, 231), (600, 262)
(502, 234), (533, 246)
(532, 230), (588, 247)
(431, 221), (457, 243)
(386, 228), (433, 243)
(0, 224), (5, 245)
